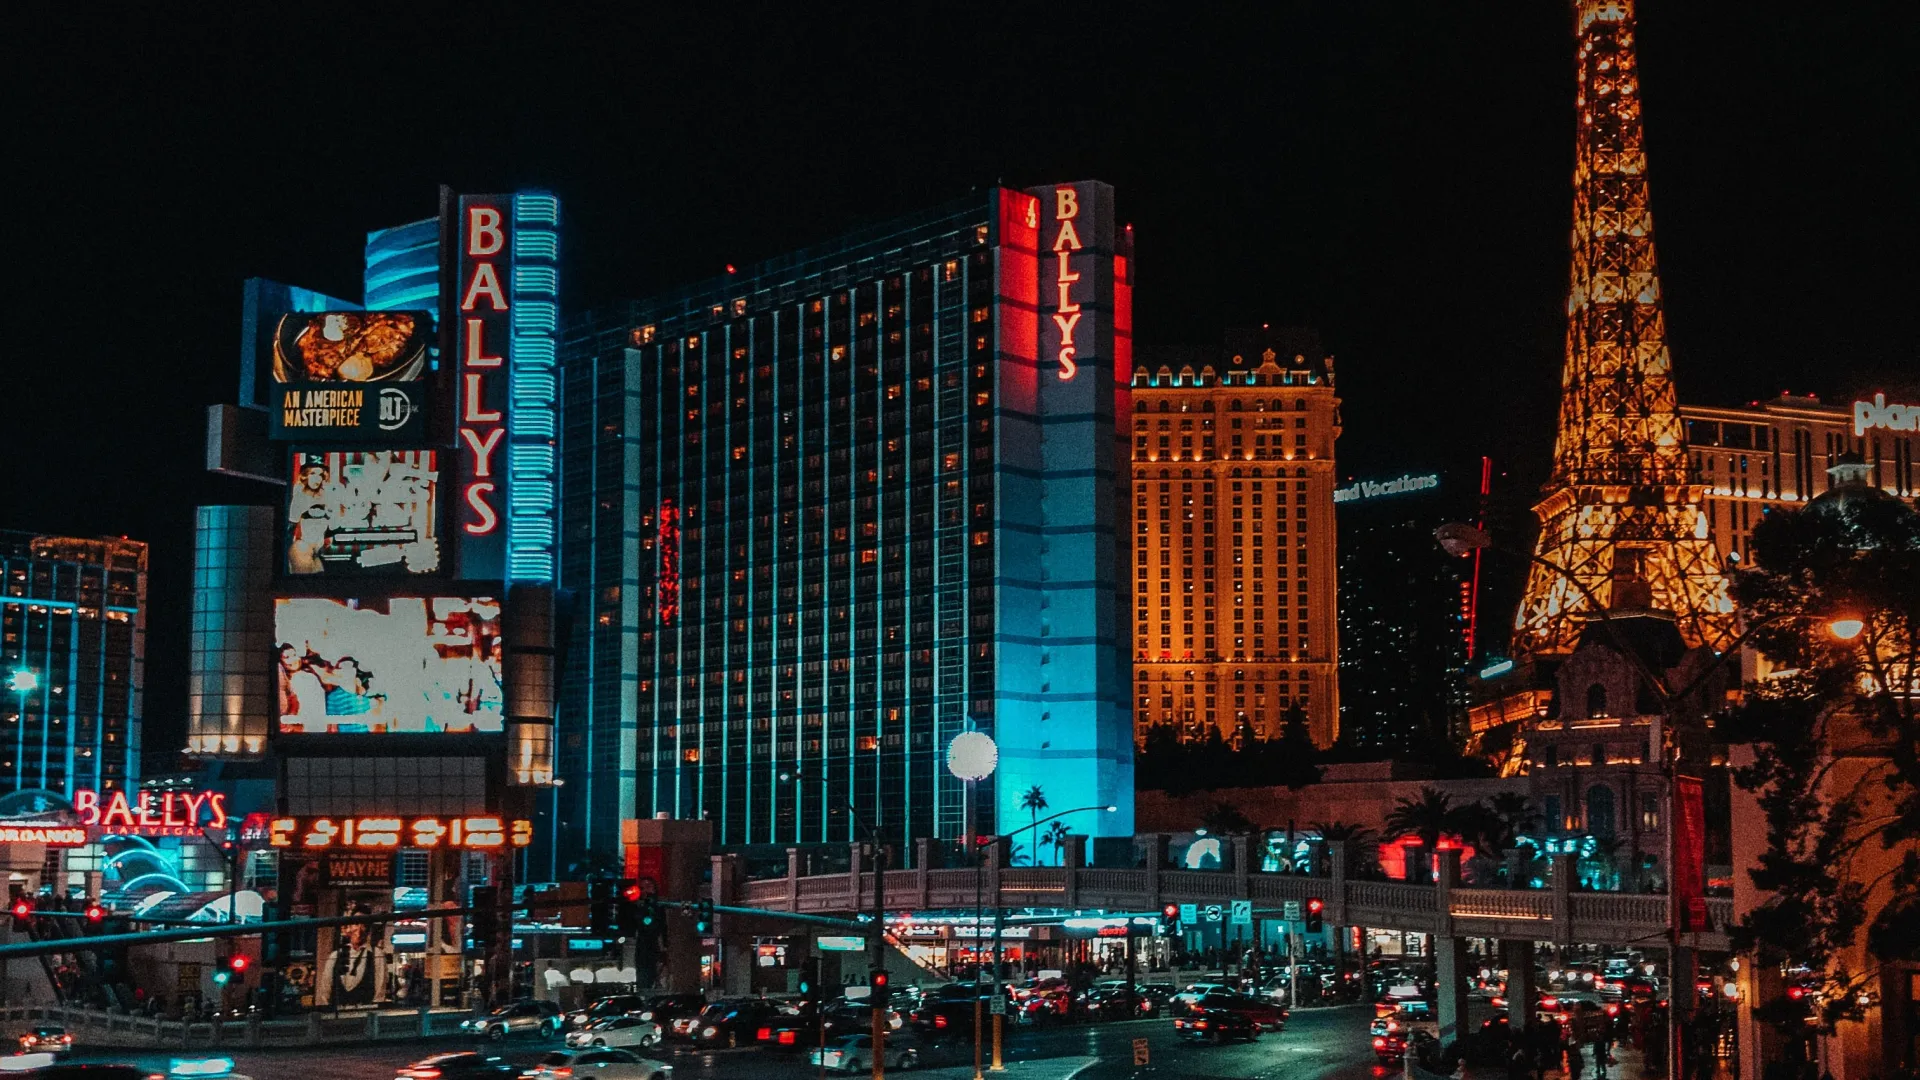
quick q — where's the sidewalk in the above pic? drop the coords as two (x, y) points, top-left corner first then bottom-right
(1457, 1040), (1658, 1080)
(917, 1055), (1097, 1080)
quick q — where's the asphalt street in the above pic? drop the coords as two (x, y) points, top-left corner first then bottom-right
(52, 1005), (1385, 1080)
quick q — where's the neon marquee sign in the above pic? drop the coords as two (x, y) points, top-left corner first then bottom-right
(74, 789), (229, 837)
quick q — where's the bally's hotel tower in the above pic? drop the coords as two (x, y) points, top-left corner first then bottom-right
(553, 184), (1137, 863)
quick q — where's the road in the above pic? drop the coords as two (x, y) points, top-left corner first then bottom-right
(53, 1005), (1385, 1080)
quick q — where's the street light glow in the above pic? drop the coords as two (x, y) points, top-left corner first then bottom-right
(1827, 617), (1864, 641)
(6, 670), (36, 695)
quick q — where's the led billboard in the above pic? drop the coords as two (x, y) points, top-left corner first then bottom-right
(287, 450), (441, 576)
(275, 596), (502, 735)
(269, 311), (431, 442)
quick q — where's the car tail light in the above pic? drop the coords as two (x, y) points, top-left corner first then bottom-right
(552, 1071), (573, 1079)
(1607, 1005), (1620, 1016)
(400, 1071), (442, 1079)
(934, 1015), (948, 1029)
(757, 1028), (772, 1041)
(779, 1030), (797, 1045)
(1540, 996), (1558, 1010)
(1374, 1037), (1387, 1049)
(1196, 1021), (1209, 1029)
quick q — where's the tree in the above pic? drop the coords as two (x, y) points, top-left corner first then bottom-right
(1722, 485), (1920, 1037)
(1311, 820), (1380, 878)
(1020, 785), (1048, 847)
(1041, 821), (1071, 867)
(1384, 786), (1471, 881)
(1273, 703), (1325, 790)
(1200, 801), (1257, 837)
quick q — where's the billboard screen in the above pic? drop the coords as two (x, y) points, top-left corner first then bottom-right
(269, 311), (431, 442)
(287, 450), (441, 576)
(275, 596), (502, 735)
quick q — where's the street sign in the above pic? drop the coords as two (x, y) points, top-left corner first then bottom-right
(1178, 903), (1197, 926)
(1203, 904), (1223, 923)
(1133, 1038), (1150, 1066)
(1283, 900), (1302, 921)
(1230, 900), (1253, 926)
(991, 993), (1006, 1015)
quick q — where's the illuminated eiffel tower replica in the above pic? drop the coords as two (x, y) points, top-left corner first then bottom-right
(1514, 0), (1735, 659)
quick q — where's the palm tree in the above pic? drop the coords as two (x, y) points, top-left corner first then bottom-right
(1020, 785), (1048, 847)
(1384, 786), (1469, 881)
(1201, 801), (1257, 837)
(1310, 821), (1378, 879)
(1485, 792), (1541, 851)
(1041, 820), (1071, 866)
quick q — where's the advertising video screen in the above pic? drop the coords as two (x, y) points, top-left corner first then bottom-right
(287, 450), (441, 576)
(275, 596), (502, 736)
(269, 310), (431, 442)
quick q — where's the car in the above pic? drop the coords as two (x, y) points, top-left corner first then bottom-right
(632, 994), (706, 1026)
(1169, 982), (1233, 1014)
(1373, 1031), (1409, 1064)
(768, 1003), (904, 1049)
(1188, 992), (1286, 1032)
(14, 1029), (71, 1056)
(459, 1000), (564, 1040)
(566, 1016), (664, 1051)
(1079, 983), (1166, 1020)
(525, 1049), (671, 1080)
(808, 1033), (921, 1072)
(0, 1062), (150, 1080)
(912, 983), (993, 1037)
(679, 999), (789, 1048)
(394, 1051), (520, 1078)
(567, 995), (649, 1030)
(1173, 1008), (1258, 1043)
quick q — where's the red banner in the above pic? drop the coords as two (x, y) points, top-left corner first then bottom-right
(1672, 774), (1707, 932)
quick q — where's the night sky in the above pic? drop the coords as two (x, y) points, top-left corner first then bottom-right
(8, 6), (1913, 769)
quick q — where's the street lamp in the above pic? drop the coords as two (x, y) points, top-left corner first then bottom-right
(780, 768), (888, 1080)
(944, 732), (998, 1080)
(976, 803), (1118, 1072)
(1827, 616), (1864, 641)
(8, 669), (36, 790)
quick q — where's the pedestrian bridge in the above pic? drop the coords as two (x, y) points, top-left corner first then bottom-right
(727, 838), (1731, 952)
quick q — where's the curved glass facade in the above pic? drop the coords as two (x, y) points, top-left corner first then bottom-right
(186, 505), (275, 757)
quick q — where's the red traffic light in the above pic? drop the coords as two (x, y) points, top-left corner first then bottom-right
(1307, 898), (1325, 914)
(10, 899), (31, 920)
(870, 970), (888, 988)
(1162, 904), (1179, 919)
(621, 884), (643, 902)
(228, 954), (249, 973)
(84, 903), (104, 923)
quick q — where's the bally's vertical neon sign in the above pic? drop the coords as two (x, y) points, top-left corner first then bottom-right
(1050, 187), (1084, 381)
(457, 198), (511, 579)
(455, 193), (559, 582)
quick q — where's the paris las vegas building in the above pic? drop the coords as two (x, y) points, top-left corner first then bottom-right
(550, 184), (1137, 868)
(1128, 330), (1343, 750)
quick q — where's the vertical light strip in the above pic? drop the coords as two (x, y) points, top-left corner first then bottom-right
(509, 192), (561, 583)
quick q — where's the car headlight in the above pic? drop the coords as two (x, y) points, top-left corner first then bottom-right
(701, 1026), (717, 1038)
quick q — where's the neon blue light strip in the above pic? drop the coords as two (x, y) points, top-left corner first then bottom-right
(508, 191), (561, 583)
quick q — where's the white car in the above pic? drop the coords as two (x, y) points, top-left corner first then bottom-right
(527, 1048), (671, 1080)
(809, 1033), (921, 1073)
(566, 1016), (664, 1050)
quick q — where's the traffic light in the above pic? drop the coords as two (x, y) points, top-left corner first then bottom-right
(1305, 897), (1325, 933)
(798, 958), (822, 1008)
(468, 885), (499, 953)
(694, 898), (714, 935)
(868, 968), (890, 1006)
(229, 954), (249, 975)
(84, 901), (105, 924)
(10, 897), (33, 933)
(588, 880), (615, 937)
(1161, 903), (1180, 934)
(613, 880), (643, 937)
(638, 896), (658, 928)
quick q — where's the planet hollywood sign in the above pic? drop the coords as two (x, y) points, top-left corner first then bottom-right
(1333, 473), (1441, 504)
(1854, 394), (1918, 438)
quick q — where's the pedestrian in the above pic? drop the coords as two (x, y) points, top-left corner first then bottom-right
(1567, 1027), (1587, 1080)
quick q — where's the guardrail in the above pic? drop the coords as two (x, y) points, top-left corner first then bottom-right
(730, 845), (1732, 952)
(0, 1004), (475, 1050)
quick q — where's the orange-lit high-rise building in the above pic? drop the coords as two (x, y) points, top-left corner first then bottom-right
(1129, 329), (1341, 749)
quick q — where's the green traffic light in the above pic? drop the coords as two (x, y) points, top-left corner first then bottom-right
(212, 972), (230, 986)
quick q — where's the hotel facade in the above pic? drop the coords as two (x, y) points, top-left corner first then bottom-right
(1128, 331), (1341, 749)
(554, 185), (1137, 861)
